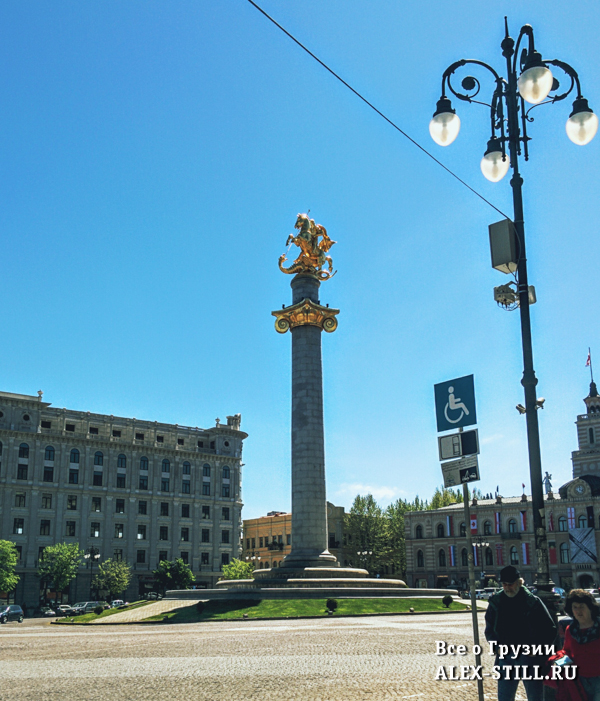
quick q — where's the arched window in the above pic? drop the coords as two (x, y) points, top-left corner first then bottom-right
(94, 451), (103, 466)
(140, 456), (148, 470)
(117, 454), (127, 468)
(510, 546), (519, 565)
(437, 523), (445, 538)
(461, 548), (468, 567)
(19, 443), (29, 458)
(508, 519), (517, 534)
(415, 525), (423, 539)
(182, 461), (191, 475)
(70, 449), (80, 464)
(484, 520), (492, 536)
(590, 428), (595, 444)
(44, 446), (55, 461)
(485, 548), (494, 566)
(223, 466), (230, 479)
(560, 542), (570, 564)
(417, 550), (424, 567)
(438, 549), (446, 567)
(579, 515), (588, 528)
(558, 516), (568, 532)
(162, 459), (170, 473)
(203, 464), (211, 477)
(459, 522), (466, 537)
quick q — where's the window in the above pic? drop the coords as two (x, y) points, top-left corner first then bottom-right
(139, 476), (148, 490)
(202, 484), (210, 496)
(159, 526), (168, 540)
(417, 550), (425, 567)
(161, 478), (170, 492)
(140, 456), (148, 470)
(38, 547), (45, 562)
(181, 528), (189, 542)
(136, 433), (145, 441)
(460, 522), (466, 537)
(43, 467), (54, 482)
(93, 471), (103, 486)
(41, 420), (51, 429)
(113, 430), (122, 438)
(137, 550), (146, 564)
(264, 536), (269, 545)
(40, 520), (51, 536)
(15, 492), (26, 508)
(15, 545), (22, 561)
(65, 423), (75, 432)
(69, 469), (78, 484)
(223, 466), (230, 479)
(156, 435), (164, 443)
(508, 519), (517, 534)
(251, 538), (256, 549)
(116, 474), (126, 489)
(210, 441), (215, 450)
(579, 515), (588, 528)
(590, 428), (595, 444)
(178, 438), (184, 446)
(66, 521), (76, 537)
(558, 516), (568, 532)
(19, 443), (29, 458)
(159, 550), (168, 562)
(45, 446), (55, 461)
(91, 522), (100, 538)
(560, 542), (570, 564)
(180, 552), (189, 564)
(221, 553), (229, 567)
(202, 506), (210, 519)
(201, 552), (209, 565)
(89, 426), (99, 435)
(222, 507), (230, 521)
(246, 538), (250, 550)
(17, 465), (28, 480)
(70, 449), (80, 464)
(203, 464), (211, 477)
(138, 501), (147, 515)
(137, 525), (147, 540)
(484, 521), (492, 536)
(114, 549), (123, 561)
(160, 502), (169, 516)
(437, 524), (444, 538)
(510, 546), (519, 565)
(202, 529), (210, 543)
(13, 518), (24, 535)
(67, 495), (77, 510)
(415, 525), (423, 539)
(114, 524), (124, 539)
(162, 459), (170, 473)
(116, 499), (125, 514)
(117, 454), (126, 468)
(182, 461), (191, 475)
(94, 451), (103, 466)
(462, 548), (469, 567)
(259, 537), (264, 548)
(41, 494), (52, 509)
(182, 504), (190, 518)
(485, 548), (494, 566)
(92, 497), (101, 512)
(287, 534), (291, 545)
(221, 530), (230, 544)
(278, 535), (283, 545)
(182, 481), (190, 494)
(222, 485), (230, 498)
(438, 549), (446, 567)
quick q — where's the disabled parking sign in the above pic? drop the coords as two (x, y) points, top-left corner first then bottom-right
(434, 374), (477, 432)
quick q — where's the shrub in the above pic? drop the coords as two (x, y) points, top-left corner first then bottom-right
(94, 606), (104, 615)
(326, 598), (338, 612)
(442, 595), (453, 609)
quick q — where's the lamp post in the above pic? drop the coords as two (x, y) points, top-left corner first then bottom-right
(84, 547), (100, 599)
(430, 20), (597, 603)
(475, 537), (490, 585)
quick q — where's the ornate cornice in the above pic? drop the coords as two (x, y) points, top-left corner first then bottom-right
(272, 298), (339, 334)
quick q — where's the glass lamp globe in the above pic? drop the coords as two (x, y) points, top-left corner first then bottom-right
(566, 98), (599, 145)
(518, 65), (554, 105)
(429, 97), (460, 146)
(480, 140), (510, 182)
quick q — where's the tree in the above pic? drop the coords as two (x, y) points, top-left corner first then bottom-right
(220, 558), (255, 580)
(92, 559), (132, 599)
(0, 540), (19, 594)
(345, 494), (387, 574)
(152, 558), (194, 593)
(38, 543), (82, 595)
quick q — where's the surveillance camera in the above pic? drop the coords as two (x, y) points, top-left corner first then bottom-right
(535, 397), (545, 409)
(516, 404), (527, 414)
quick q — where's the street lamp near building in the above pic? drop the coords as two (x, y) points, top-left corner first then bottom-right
(430, 20), (597, 604)
(84, 547), (100, 599)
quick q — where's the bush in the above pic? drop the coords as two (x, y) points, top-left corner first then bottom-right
(196, 601), (205, 614)
(326, 598), (338, 612)
(442, 595), (453, 609)
(94, 606), (104, 615)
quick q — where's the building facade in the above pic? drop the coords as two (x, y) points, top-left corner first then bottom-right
(0, 390), (247, 604)
(405, 381), (600, 591)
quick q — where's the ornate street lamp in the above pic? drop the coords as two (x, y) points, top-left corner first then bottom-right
(430, 20), (596, 604)
(84, 547), (100, 599)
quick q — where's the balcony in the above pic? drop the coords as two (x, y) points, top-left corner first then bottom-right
(501, 532), (522, 540)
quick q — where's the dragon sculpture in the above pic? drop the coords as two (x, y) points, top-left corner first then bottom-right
(278, 213), (336, 280)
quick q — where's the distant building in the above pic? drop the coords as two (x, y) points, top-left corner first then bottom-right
(0, 390), (247, 604)
(405, 381), (600, 591)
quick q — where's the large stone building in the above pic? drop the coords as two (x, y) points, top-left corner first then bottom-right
(405, 381), (600, 591)
(0, 390), (247, 604)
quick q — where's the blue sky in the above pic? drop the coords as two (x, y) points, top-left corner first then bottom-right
(1, 1), (598, 519)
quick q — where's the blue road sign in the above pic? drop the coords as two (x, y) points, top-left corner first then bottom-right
(434, 374), (477, 432)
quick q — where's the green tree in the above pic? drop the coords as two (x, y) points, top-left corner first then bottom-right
(152, 558), (195, 594)
(92, 559), (132, 599)
(220, 558), (255, 580)
(345, 494), (387, 574)
(38, 543), (83, 595)
(0, 540), (20, 594)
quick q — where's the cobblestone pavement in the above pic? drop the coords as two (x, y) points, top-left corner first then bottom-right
(0, 612), (528, 701)
(89, 599), (192, 624)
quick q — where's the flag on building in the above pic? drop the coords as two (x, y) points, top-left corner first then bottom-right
(470, 515), (478, 534)
(586, 351), (592, 367)
(522, 542), (530, 565)
(495, 511), (501, 534)
(473, 545), (478, 566)
(495, 543), (504, 565)
(520, 511), (527, 531)
(449, 545), (456, 567)
(549, 543), (557, 565)
(447, 515), (453, 537)
(568, 507), (576, 530)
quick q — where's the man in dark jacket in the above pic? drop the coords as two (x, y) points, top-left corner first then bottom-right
(485, 565), (556, 701)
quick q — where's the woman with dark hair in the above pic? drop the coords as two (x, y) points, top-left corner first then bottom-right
(564, 589), (600, 700)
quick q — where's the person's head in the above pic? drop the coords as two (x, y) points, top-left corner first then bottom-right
(499, 566), (523, 598)
(565, 589), (600, 623)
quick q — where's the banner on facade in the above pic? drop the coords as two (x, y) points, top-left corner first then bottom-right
(569, 527), (598, 564)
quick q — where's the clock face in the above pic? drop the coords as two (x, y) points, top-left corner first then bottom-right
(576, 485), (585, 494)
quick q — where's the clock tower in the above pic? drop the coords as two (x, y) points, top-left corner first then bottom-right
(572, 381), (600, 479)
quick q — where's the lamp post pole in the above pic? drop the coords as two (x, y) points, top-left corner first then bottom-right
(85, 547), (100, 599)
(430, 20), (598, 603)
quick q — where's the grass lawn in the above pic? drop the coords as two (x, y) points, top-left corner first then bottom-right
(144, 597), (469, 623)
(55, 600), (153, 624)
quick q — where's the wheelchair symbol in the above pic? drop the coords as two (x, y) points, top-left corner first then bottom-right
(444, 386), (470, 424)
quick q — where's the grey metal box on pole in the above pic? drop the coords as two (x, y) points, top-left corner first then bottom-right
(489, 219), (518, 274)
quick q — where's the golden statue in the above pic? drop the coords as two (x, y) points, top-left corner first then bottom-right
(278, 213), (336, 280)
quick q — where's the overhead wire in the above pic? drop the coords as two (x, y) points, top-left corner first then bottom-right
(246, 0), (511, 220)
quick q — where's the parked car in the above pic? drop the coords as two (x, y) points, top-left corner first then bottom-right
(475, 589), (486, 600)
(482, 587), (501, 600)
(53, 605), (73, 617)
(0, 605), (24, 624)
(70, 601), (101, 615)
(144, 592), (163, 601)
(39, 606), (56, 617)
(111, 600), (126, 609)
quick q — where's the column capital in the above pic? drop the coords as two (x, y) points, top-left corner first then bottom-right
(272, 298), (339, 334)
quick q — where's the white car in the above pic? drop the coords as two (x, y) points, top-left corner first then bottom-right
(111, 600), (126, 608)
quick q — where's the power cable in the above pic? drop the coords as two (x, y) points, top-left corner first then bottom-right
(246, 0), (511, 220)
